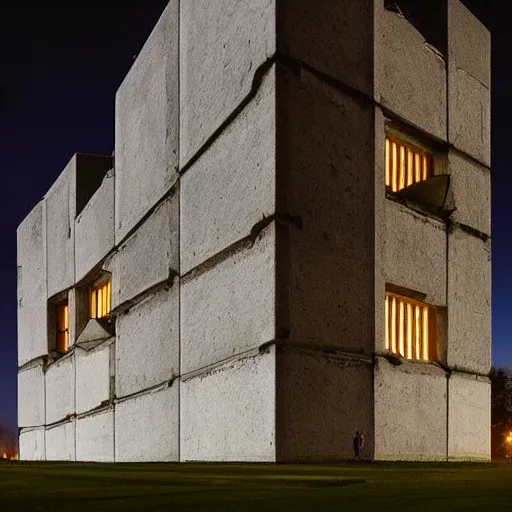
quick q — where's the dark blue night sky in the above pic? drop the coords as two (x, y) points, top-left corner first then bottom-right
(0, 1), (508, 435)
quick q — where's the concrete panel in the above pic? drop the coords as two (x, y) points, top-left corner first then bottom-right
(46, 157), (76, 298)
(448, 68), (490, 166)
(375, 6), (447, 140)
(115, 1), (179, 243)
(448, 0), (490, 88)
(45, 421), (75, 461)
(18, 363), (45, 428)
(180, 0), (275, 167)
(115, 385), (179, 462)
(277, 349), (374, 462)
(181, 224), (275, 374)
(277, 0), (374, 95)
(111, 194), (179, 308)
(447, 228), (491, 374)
(181, 70), (276, 273)
(76, 343), (111, 415)
(384, 201), (446, 306)
(19, 428), (45, 461)
(278, 72), (375, 353)
(75, 170), (115, 282)
(374, 357), (447, 460)
(46, 355), (75, 425)
(76, 410), (114, 462)
(17, 202), (47, 366)
(117, 286), (179, 398)
(181, 349), (275, 462)
(449, 151), (490, 236)
(448, 373), (490, 460)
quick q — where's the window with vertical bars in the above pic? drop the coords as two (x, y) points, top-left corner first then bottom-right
(384, 292), (435, 361)
(90, 280), (112, 319)
(385, 135), (434, 193)
(55, 303), (69, 353)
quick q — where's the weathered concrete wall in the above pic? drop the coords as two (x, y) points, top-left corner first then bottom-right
(277, 67), (375, 353)
(75, 170), (115, 282)
(448, 151), (490, 236)
(374, 357), (447, 460)
(116, 286), (179, 398)
(76, 343), (111, 415)
(181, 349), (275, 462)
(76, 410), (114, 462)
(277, 0), (374, 96)
(181, 224), (275, 375)
(19, 428), (45, 461)
(18, 362), (45, 428)
(375, 3), (447, 140)
(109, 194), (178, 309)
(115, 384), (179, 462)
(383, 202), (446, 306)
(45, 355), (75, 425)
(115, 1), (179, 243)
(179, 0), (275, 167)
(447, 227), (491, 374)
(180, 70), (275, 274)
(448, 0), (490, 166)
(277, 348), (374, 462)
(46, 158), (76, 299)
(448, 372), (490, 460)
(45, 421), (76, 461)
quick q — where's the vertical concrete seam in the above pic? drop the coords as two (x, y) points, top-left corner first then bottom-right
(177, 0), (181, 464)
(445, 224), (450, 461)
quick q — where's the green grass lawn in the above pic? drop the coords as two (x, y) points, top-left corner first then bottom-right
(1, 461), (511, 511)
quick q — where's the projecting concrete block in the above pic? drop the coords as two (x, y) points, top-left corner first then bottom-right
(19, 428), (45, 461)
(109, 194), (179, 308)
(180, 70), (275, 273)
(75, 170), (114, 282)
(375, 6), (447, 140)
(115, 385), (179, 462)
(46, 158), (76, 299)
(374, 357), (447, 460)
(115, 1), (179, 243)
(447, 227), (491, 375)
(277, 0), (373, 95)
(181, 349), (275, 462)
(449, 151), (490, 236)
(45, 355), (75, 425)
(383, 201), (446, 306)
(17, 201), (47, 367)
(45, 421), (75, 461)
(278, 72), (375, 353)
(180, 0), (275, 167)
(76, 410), (114, 462)
(448, 372), (490, 460)
(18, 363), (45, 428)
(181, 224), (275, 375)
(116, 286), (179, 398)
(277, 349), (374, 462)
(76, 343), (111, 415)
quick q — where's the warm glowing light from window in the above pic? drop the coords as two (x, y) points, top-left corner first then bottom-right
(385, 136), (433, 193)
(91, 281), (112, 319)
(385, 293), (433, 361)
(56, 304), (69, 353)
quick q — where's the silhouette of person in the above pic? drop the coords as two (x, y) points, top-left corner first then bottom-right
(353, 431), (364, 460)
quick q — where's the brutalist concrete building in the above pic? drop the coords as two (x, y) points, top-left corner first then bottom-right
(17, 0), (491, 462)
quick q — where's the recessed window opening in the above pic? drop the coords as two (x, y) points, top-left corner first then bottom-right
(385, 292), (435, 361)
(90, 280), (111, 319)
(55, 303), (69, 353)
(385, 135), (434, 193)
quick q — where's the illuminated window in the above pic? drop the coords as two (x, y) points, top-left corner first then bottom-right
(55, 303), (69, 353)
(384, 292), (435, 361)
(385, 135), (434, 193)
(90, 280), (112, 319)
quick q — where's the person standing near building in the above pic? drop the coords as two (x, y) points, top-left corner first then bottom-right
(353, 431), (364, 461)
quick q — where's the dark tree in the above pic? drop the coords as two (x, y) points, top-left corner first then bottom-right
(490, 367), (512, 458)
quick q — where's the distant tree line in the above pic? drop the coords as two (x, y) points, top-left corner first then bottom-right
(490, 367), (512, 458)
(0, 425), (16, 459)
